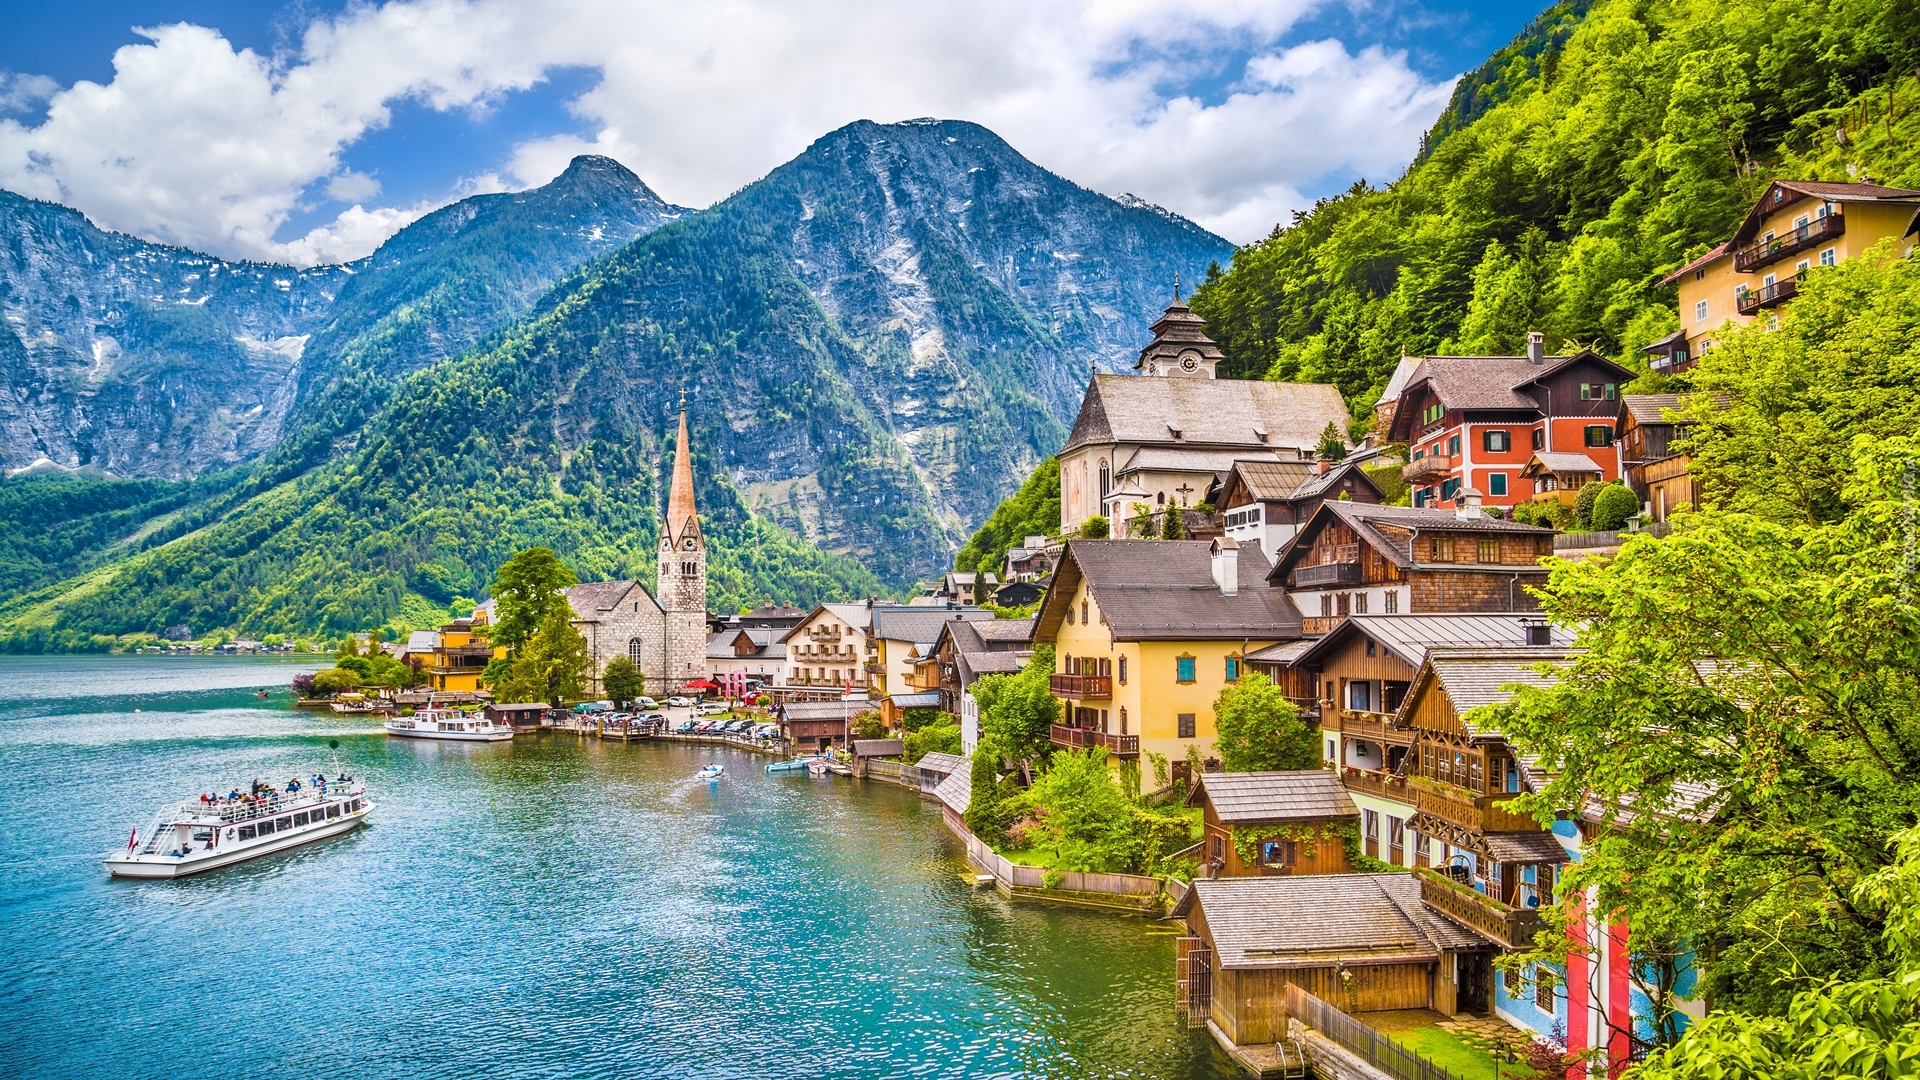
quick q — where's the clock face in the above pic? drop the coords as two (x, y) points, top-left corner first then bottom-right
(683, 537), (697, 550)
(1179, 352), (1199, 372)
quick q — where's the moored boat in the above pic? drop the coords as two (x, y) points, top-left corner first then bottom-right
(764, 756), (820, 774)
(105, 777), (373, 879)
(385, 708), (514, 742)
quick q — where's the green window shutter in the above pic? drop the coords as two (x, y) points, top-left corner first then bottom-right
(1177, 657), (1195, 682)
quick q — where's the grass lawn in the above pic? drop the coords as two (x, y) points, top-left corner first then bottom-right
(997, 847), (1063, 869)
(1362, 1010), (1538, 1080)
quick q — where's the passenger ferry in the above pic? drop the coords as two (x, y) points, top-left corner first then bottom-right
(384, 708), (514, 742)
(105, 778), (372, 879)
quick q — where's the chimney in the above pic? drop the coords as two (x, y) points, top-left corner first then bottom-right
(1316, 458), (1331, 475)
(1454, 486), (1485, 520)
(1526, 331), (1545, 365)
(1210, 537), (1239, 596)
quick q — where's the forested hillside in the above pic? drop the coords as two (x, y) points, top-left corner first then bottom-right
(1191, 0), (1920, 421)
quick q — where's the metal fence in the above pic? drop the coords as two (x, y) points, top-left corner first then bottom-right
(1283, 984), (1464, 1080)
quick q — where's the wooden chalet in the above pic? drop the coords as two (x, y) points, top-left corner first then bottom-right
(1618, 394), (1699, 523)
(1518, 452), (1603, 506)
(1216, 457), (1384, 559)
(777, 698), (866, 752)
(1187, 771), (1358, 877)
(1268, 502), (1554, 635)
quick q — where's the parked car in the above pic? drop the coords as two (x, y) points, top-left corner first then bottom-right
(636, 697), (659, 710)
(700, 703), (730, 716)
(673, 720), (696, 734)
(666, 696), (693, 708)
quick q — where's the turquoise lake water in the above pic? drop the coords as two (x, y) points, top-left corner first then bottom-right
(0, 656), (1235, 1079)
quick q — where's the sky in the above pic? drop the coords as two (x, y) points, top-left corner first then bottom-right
(0, 0), (1548, 267)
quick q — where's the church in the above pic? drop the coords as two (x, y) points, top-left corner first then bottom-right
(565, 409), (710, 697)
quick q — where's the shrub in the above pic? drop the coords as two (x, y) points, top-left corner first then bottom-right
(1574, 481), (1607, 527)
(1161, 507), (1186, 539)
(903, 720), (961, 763)
(1591, 484), (1640, 530)
(850, 709), (886, 740)
(1079, 514), (1110, 539)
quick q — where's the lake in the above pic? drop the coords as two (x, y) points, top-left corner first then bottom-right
(0, 656), (1235, 1079)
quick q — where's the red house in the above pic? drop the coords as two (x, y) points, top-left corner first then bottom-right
(1384, 333), (1632, 511)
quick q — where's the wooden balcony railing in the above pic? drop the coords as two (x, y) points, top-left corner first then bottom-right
(1341, 767), (1413, 803)
(1403, 455), (1455, 483)
(1301, 616), (1340, 636)
(1050, 724), (1139, 757)
(1048, 673), (1113, 700)
(1734, 213), (1844, 273)
(1735, 275), (1800, 316)
(1416, 868), (1546, 949)
(1296, 561), (1363, 587)
(1339, 709), (1415, 747)
(863, 661), (886, 674)
(1413, 782), (1540, 834)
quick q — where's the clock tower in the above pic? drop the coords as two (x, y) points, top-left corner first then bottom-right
(658, 408), (708, 693)
(1133, 290), (1224, 378)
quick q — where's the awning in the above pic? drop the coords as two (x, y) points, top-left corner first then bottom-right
(1639, 328), (1686, 355)
(1482, 831), (1571, 864)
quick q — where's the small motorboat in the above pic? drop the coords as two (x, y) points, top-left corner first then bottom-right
(806, 760), (830, 777)
(764, 756), (818, 774)
(697, 764), (724, 782)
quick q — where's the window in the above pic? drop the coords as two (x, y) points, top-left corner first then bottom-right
(1447, 434), (1461, 457)
(1209, 834), (1224, 861)
(1585, 425), (1614, 447)
(1384, 590), (1399, 614)
(1793, 214), (1809, 229)
(1504, 965), (1522, 995)
(238, 825), (256, 840)
(1178, 713), (1196, 739)
(1605, 382), (1617, 400)
(1353, 593), (1368, 614)
(1483, 430), (1510, 453)
(1430, 537), (1454, 561)
(1364, 809), (1379, 842)
(1694, 299), (1709, 322)
(1337, 592), (1351, 616)
(1327, 738), (1337, 760)
(1478, 539), (1499, 563)
(1535, 968), (1557, 1012)
(1796, 259), (1810, 275)
(1488, 472), (1507, 496)
(1422, 402), (1446, 425)
(1080, 600), (1089, 624)
(1388, 816), (1406, 860)
(628, 638), (643, 665)
(1579, 383), (1591, 401)
(1260, 840), (1295, 867)
(1440, 477), (1460, 501)
(1530, 427), (1545, 451)
(1365, 639), (1376, 657)
(1176, 656), (1196, 683)
(1320, 594), (1333, 617)
(1820, 247), (1837, 267)
(1119, 708), (1128, 734)
(1414, 831), (1430, 864)
(1117, 656), (1127, 685)
(1098, 460), (1109, 498)
(1225, 656), (1240, 681)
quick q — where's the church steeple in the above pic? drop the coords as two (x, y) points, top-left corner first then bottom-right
(658, 405), (707, 693)
(666, 408), (699, 545)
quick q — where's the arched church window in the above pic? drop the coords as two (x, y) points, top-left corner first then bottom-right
(1098, 460), (1109, 499)
(628, 639), (643, 665)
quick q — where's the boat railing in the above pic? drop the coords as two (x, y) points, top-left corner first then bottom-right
(173, 786), (359, 824)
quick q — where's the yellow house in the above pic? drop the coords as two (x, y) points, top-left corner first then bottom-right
(1033, 538), (1305, 767)
(1649, 180), (1920, 372)
(866, 606), (994, 713)
(419, 614), (504, 693)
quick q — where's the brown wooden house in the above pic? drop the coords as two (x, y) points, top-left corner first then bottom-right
(777, 698), (863, 752)
(1179, 874), (1491, 1051)
(1187, 770), (1359, 877)
(1269, 502), (1554, 634)
(1216, 457), (1385, 560)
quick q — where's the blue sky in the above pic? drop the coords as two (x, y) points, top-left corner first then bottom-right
(0, 0), (1554, 263)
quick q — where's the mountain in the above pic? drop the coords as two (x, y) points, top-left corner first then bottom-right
(0, 118), (1232, 644)
(1189, 0), (1920, 414)
(0, 155), (687, 479)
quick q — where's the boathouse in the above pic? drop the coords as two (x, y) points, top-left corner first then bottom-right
(777, 699), (860, 752)
(914, 751), (966, 797)
(1187, 770), (1359, 878)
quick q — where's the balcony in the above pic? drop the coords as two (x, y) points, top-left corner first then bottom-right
(1735, 275), (1800, 316)
(1416, 868), (1546, 950)
(1733, 213), (1844, 273)
(1413, 782), (1540, 834)
(1295, 561), (1363, 587)
(863, 661), (886, 674)
(1402, 455), (1455, 484)
(1050, 724), (1139, 757)
(1049, 673), (1113, 700)
(1338, 709), (1415, 747)
(1301, 616), (1340, 636)
(1341, 766), (1413, 803)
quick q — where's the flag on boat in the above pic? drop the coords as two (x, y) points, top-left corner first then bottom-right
(127, 827), (138, 852)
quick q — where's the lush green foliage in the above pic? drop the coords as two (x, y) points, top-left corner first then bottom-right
(1013, 750), (1196, 874)
(972, 645), (1060, 776)
(308, 668), (362, 696)
(903, 720), (961, 764)
(1211, 672), (1318, 772)
(0, 471), (227, 596)
(1189, 0), (1920, 415)
(953, 457), (1060, 577)
(1590, 483), (1640, 529)
(488, 547), (577, 650)
(602, 655), (645, 708)
(485, 609), (591, 706)
(1078, 515), (1110, 539)
(1488, 437), (1920, 1026)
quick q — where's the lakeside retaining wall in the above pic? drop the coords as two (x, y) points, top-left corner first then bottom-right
(948, 817), (1165, 913)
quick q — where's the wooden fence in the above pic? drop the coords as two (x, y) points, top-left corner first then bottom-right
(956, 827), (1163, 898)
(861, 758), (924, 789)
(1283, 985), (1464, 1080)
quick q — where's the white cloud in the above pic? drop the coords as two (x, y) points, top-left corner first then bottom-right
(0, 0), (1458, 264)
(0, 72), (59, 115)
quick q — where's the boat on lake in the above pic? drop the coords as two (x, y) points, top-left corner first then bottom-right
(764, 756), (820, 774)
(105, 778), (373, 879)
(697, 764), (724, 781)
(385, 708), (514, 742)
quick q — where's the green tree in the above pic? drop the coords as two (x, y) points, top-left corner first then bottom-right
(1486, 439), (1920, 1021)
(309, 668), (362, 696)
(1590, 483), (1640, 530)
(1211, 672), (1318, 772)
(1451, 229), (1556, 355)
(953, 457), (1061, 576)
(602, 655), (645, 709)
(1078, 514), (1110, 539)
(973, 644), (1059, 782)
(1316, 421), (1349, 462)
(903, 720), (962, 763)
(488, 547), (578, 651)
(485, 609), (590, 707)
(850, 710), (886, 740)
(1159, 507), (1185, 540)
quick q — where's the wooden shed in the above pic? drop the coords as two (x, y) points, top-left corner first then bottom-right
(1187, 770), (1359, 877)
(1179, 874), (1489, 1049)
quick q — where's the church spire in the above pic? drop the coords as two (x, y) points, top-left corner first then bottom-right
(667, 408), (698, 542)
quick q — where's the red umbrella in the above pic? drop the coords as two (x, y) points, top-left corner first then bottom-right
(685, 679), (721, 691)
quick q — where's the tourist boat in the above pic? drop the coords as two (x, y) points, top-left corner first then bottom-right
(764, 756), (820, 774)
(105, 778), (373, 879)
(384, 708), (513, 742)
(697, 764), (724, 781)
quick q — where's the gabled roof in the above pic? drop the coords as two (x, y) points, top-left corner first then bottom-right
(957, 649), (1026, 683)
(1658, 241), (1733, 286)
(566, 580), (657, 620)
(933, 762), (972, 814)
(1193, 874), (1484, 969)
(1290, 615), (1576, 670)
(1118, 446), (1272, 477)
(1619, 394), (1685, 426)
(1730, 180), (1920, 246)
(1269, 502), (1553, 583)
(778, 699), (870, 721)
(405, 630), (440, 654)
(1385, 350), (1635, 441)
(705, 629), (787, 660)
(915, 752), (966, 777)
(1035, 539), (1302, 642)
(1519, 451), (1605, 478)
(1063, 374), (1349, 454)
(1221, 458), (1383, 508)
(778, 601), (880, 643)
(974, 618), (1036, 644)
(870, 607), (993, 646)
(1374, 355), (1425, 411)
(1397, 646), (1570, 736)
(1187, 770), (1357, 823)
(852, 738), (904, 758)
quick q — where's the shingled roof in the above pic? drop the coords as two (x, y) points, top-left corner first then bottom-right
(1036, 540), (1302, 642)
(1193, 874), (1484, 969)
(1269, 501), (1553, 582)
(1290, 614), (1576, 670)
(871, 607), (993, 647)
(1187, 770), (1357, 823)
(1398, 646), (1571, 735)
(566, 580), (655, 620)
(1384, 350), (1635, 441)
(1731, 180), (1920, 245)
(1063, 374), (1348, 455)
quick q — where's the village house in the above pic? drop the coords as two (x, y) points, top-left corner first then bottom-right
(1058, 295), (1349, 535)
(1648, 180), (1920, 371)
(776, 698), (868, 753)
(704, 627), (787, 687)
(909, 615), (1034, 754)
(990, 580), (1044, 608)
(1002, 534), (1058, 583)
(1618, 393), (1699, 523)
(1177, 874), (1490, 1053)
(1186, 770), (1359, 878)
(1216, 457), (1385, 559)
(1269, 501), (1555, 635)
(407, 616), (504, 693)
(1381, 333), (1633, 511)
(867, 606), (994, 705)
(779, 602), (877, 689)
(1033, 538), (1302, 766)
(1517, 451), (1604, 507)
(927, 572), (999, 606)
